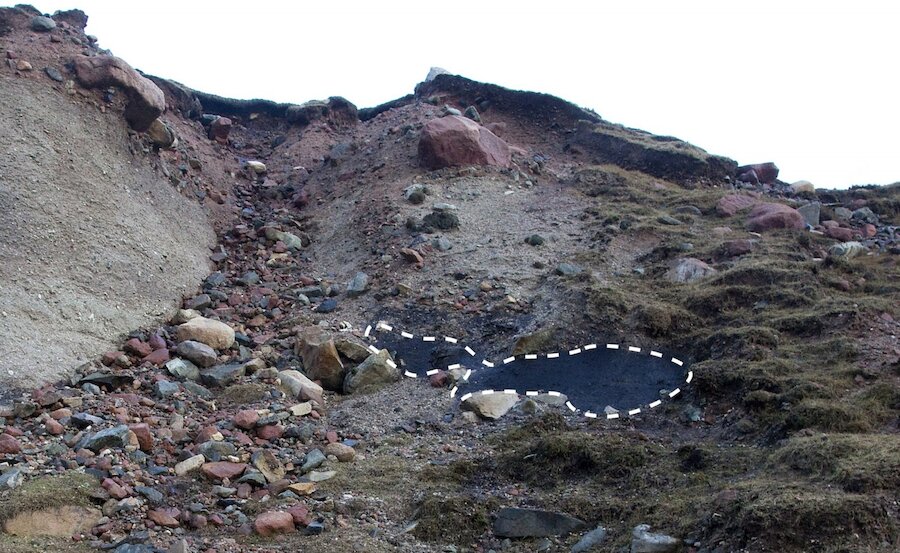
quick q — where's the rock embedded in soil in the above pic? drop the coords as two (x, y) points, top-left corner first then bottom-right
(254, 511), (295, 536)
(631, 524), (680, 553)
(462, 392), (519, 420)
(418, 115), (511, 169)
(77, 425), (135, 452)
(346, 271), (369, 296)
(73, 55), (166, 131)
(493, 507), (587, 538)
(175, 340), (217, 368)
(175, 317), (235, 349)
(716, 194), (758, 217)
(30, 15), (56, 31)
(324, 442), (356, 462)
(666, 257), (716, 283)
(201, 461), (247, 481)
(572, 525), (608, 552)
(199, 362), (246, 387)
(174, 454), (205, 476)
(279, 369), (324, 407)
(746, 202), (805, 232)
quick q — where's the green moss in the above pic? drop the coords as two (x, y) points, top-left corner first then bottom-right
(0, 473), (99, 524)
(786, 400), (874, 433)
(412, 495), (495, 544)
(221, 383), (268, 404)
(774, 433), (900, 492)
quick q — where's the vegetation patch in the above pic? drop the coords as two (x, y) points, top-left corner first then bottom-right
(0, 472), (99, 524)
(411, 495), (495, 545)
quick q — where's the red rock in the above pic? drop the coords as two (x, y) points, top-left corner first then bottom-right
(326, 430), (339, 444)
(142, 348), (170, 366)
(746, 203), (805, 232)
(429, 370), (449, 388)
(201, 461), (247, 481)
(256, 425), (284, 441)
(237, 483), (252, 498)
(826, 226), (855, 241)
(722, 239), (754, 258)
(737, 162), (779, 184)
(254, 511), (295, 536)
(3, 427), (23, 437)
(195, 426), (221, 443)
(128, 423), (153, 452)
(233, 410), (259, 430)
(148, 509), (180, 528)
(400, 248), (424, 267)
(72, 55), (166, 131)
(287, 504), (311, 526)
(45, 418), (64, 435)
(716, 194), (757, 217)
(0, 433), (22, 454)
(418, 115), (511, 170)
(822, 220), (840, 230)
(209, 117), (232, 143)
(124, 338), (153, 357)
(210, 514), (225, 526)
(149, 334), (167, 351)
(102, 478), (129, 499)
(190, 514), (208, 529)
(49, 407), (71, 420)
(102, 351), (125, 366)
(862, 223), (877, 238)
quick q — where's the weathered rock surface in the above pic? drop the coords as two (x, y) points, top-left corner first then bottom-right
(295, 328), (345, 391)
(176, 317), (235, 350)
(746, 203), (805, 232)
(493, 507), (587, 537)
(418, 115), (511, 169)
(462, 392), (519, 420)
(343, 349), (399, 394)
(73, 55), (166, 131)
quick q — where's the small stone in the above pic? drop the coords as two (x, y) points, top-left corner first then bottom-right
(245, 161), (267, 174)
(324, 442), (355, 462)
(148, 509), (180, 528)
(525, 234), (545, 246)
(555, 263), (582, 277)
(78, 425), (134, 452)
(463, 105), (481, 122)
(175, 317), (235, 350)
(307, 470), (336, 482)
(154, 380), (180, 398)
(254, 511), (295, 536)
(462, 393), (519, 420)
(631, 524), (679, 553)
(44, 66), (64, 82)
(199, 363), (246, 387)
(346, 272), (369, 297)
(666, 258), (716, 283)
(174, 454), (205, 476)
(657, 215), (682, 225)
(0, 468), (24, 490)
(251, 450), (286, 483)
(315, 298), (338, 313)
(300, 449), (326, 473)
(289, 402), (313, 417)
(233, 410), (259, 430)
(343, 349), (399, 394)
(572, 525), (608, 552)
(202, 462), (247, 481)
(128, 423), (153, 452)
(135, 486), (164, 504)
(165, 358), (201, 382)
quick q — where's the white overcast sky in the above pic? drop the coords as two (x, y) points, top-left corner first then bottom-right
(27, 0), (900, 189)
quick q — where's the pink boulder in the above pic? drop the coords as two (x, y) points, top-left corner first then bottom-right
(73, 55), (166, 132)
(746, 203), (805, 232)
(254, 511), (295, 536)
(716, 194), (758, 217)
(208, 116), (232, 143)
(418, 115), (511, 170)
(737, 162), (779, 184)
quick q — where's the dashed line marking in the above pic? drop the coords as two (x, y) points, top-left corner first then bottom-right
(366, 320), (691, 422)
(386, 359), (397, 369)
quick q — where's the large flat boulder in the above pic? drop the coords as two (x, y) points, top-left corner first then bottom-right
(418, 115), (511, 170)
(746, 203), (805, 232)
(73, 55), (166, 131)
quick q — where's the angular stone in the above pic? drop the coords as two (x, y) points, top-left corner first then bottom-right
(165, 358), (200, 381)
(201, 462), (247, 481)
(78, 425), (135, 452)
(0, 468), (24, 490)
(154, 380), (180, 398)
(254, 511), (295, 536)
(0, 433), (22, 454)
(418, 115), (511, 170)
(295, 328), (345, 391)
(233, 409), (259, 430)
(631, 524), (679, 553)
(72, 55), (166, 132)
(493, 507), (586, 538)
(147, 118), (176, 148)
(278, 370), (324, 407)
(797, 201), (821, 227)
(148, 508), (180, 528)
(346, 271), (369, 297)
(30, 15), (56, 31)
(300, 449), (326, 473)
(251, 450), (285, 483)
(666, 258), (716, 283)
(175, 317), (235, 350)
(199, 363), (246, 387)
(196, 440), (236, 462)
(288, 402), (313, 417)
(737, 162), (779, 184)
(307, 470), (336, 482)
(462, 392), (519, 420)
(324, 442), (355, 462)
(174, 454), (205, 476)
(343, 349), (399, 394)
(128, 423), (153, 452)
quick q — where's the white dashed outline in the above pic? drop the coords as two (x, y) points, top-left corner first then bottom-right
(365, 321), (691, 420)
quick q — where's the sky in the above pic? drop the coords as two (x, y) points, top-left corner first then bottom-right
(26, 0), (900, 189)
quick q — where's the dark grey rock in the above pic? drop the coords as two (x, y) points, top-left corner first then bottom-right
(71, 412), (104, 429)
(525, 234), (545, 246)
(300, 449), (326, 473)
(78, 425), (132, 452)
(135, 486), (164, 505)
(315, 298), (338, 313)
(0, 468), (24, 490)
(205, 271), (226, 287)
(422, 210), (459, 231)
(44, 67), (64, 82)
(493, 507), (586, 538)
(154, 380), (180, 398)
(851, 207), (878, 224)
(199, 363), (246, 387)
(555, 263), (583, 277)
(237, 271), (260, 286)
(463, 106), (481, 122)
(165, 358), (200, 381)
(175, 341), (217, 368)
(182, 381), (213, 399)
(197, 440), (236, 462)
(185, 294), (212, 310)
(657, 215), (683, 225)
(79, 371), (131, 390)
